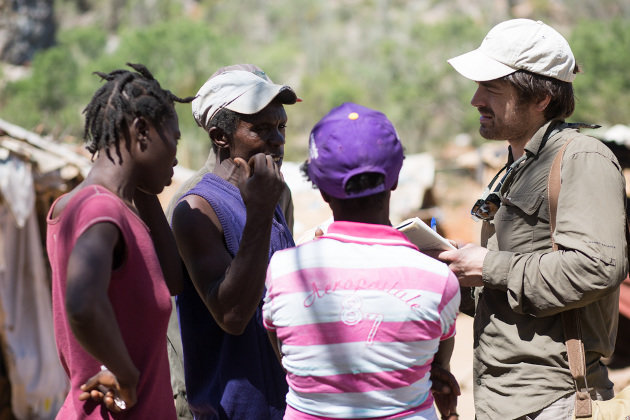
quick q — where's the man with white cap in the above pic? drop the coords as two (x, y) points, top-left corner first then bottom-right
(439, 19), (627, 419)
(170, 66), (298, 419)
(164, 64), (296, 420)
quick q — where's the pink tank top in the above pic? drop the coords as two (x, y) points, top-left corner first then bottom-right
(46, 185), (175, 419)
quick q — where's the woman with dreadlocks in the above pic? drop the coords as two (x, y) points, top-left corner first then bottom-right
(46, 63), (192, 419)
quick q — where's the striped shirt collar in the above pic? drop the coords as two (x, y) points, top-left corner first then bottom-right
(321, 221), (418, 251)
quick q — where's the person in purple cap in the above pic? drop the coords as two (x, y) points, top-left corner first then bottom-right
(262, 102), (461, 420)
(170, 66), (298, 419)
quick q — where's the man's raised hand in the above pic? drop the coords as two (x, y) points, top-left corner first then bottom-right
(234, 154), (284, 216)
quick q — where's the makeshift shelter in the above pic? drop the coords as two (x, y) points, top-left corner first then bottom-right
(0, 118), (89, 419)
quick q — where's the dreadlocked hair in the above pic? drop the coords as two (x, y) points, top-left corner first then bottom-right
(83, 62), (194, 162)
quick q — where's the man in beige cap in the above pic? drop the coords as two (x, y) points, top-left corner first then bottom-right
(169, 65), (298, 419)
(439, 19), (627, 419)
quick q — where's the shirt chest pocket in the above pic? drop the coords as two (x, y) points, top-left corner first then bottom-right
(495, 191), (550, 252)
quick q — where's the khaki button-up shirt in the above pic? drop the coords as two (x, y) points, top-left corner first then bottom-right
(471, 120), (627, 420)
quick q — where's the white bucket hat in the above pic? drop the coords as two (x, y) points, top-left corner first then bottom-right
(192, 70), (298, 130)
(448, 19), (577, 83)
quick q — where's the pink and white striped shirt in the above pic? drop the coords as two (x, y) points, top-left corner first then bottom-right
(263, 221), (460, 419)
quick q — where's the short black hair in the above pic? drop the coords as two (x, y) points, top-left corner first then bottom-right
(208, 108), (241, 152)
(301, 160), (387, 200)
(340, 172), (388, 209)
(344, 172), (385, 195)
(503, 69), (577, 120)
(83, 62), (194, 162)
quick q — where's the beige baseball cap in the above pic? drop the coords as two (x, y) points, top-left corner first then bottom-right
(209, 63), (272, 81)
(448, 19), (576, 83)
(192, 68), (298, 130)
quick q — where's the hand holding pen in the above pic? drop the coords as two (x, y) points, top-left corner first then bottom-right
(78, 365), (136, 412)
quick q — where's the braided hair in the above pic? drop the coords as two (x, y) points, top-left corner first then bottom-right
(83, 62), (194, 163)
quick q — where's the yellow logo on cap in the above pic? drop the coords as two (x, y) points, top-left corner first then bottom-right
(348, 112), (359, 120)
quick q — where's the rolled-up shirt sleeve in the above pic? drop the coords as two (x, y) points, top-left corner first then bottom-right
(482, 143), (628, 317)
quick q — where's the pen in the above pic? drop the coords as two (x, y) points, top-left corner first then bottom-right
(99, 366), (127, 410)
(430, 217), (437, 231)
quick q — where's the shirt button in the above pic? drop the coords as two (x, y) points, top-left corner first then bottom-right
(476, 378), (482, 385)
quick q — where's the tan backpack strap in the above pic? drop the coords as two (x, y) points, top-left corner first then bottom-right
(548, 139), (572, 252)
(562, 312), (592, 418)
(547, 138), (593, 418)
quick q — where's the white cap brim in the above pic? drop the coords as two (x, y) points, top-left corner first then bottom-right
(227, 83), (296, 115)
(192, 70), (297, 130)
(447, 49), (517, 82)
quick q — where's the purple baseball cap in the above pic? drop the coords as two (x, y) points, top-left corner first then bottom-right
(307, 102), (404, 199)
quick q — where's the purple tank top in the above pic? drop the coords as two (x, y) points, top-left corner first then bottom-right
(177, 173), (294, 419)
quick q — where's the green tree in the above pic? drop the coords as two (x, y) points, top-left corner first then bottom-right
(570, 18), (630, 126)
(3, 46), (79, 135)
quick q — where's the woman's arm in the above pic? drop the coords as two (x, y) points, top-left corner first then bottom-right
(66, 222), (140, 411)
